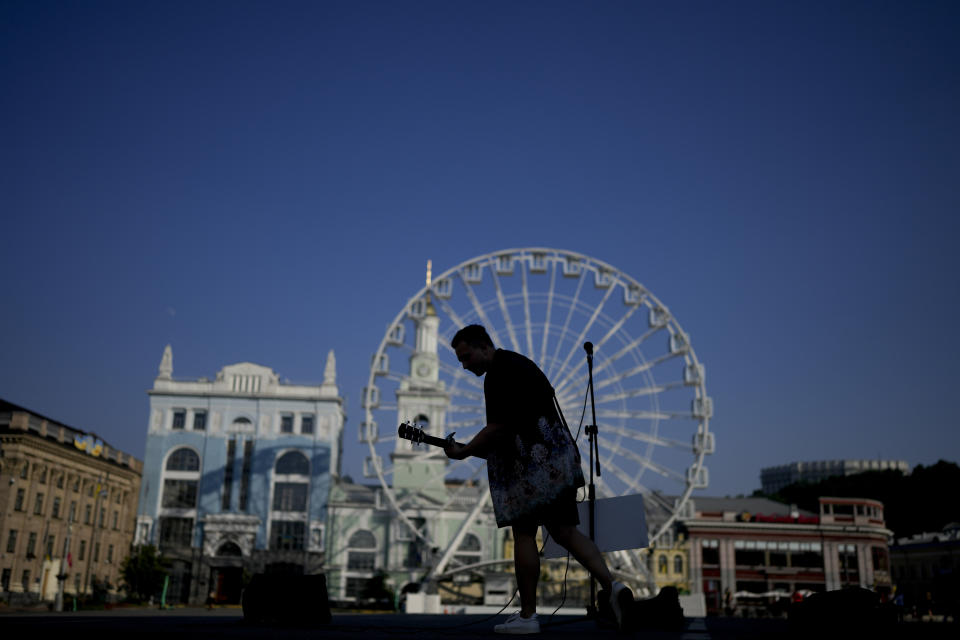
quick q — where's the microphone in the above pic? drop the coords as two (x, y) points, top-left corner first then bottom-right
(583, 342), (593, 356)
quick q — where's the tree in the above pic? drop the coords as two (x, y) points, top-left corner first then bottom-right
(120, 545), (169, 603)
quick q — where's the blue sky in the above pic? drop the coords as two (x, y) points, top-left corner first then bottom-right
(2, 0), (958, 497)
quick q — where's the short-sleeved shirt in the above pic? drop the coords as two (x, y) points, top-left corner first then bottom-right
(483, 349), (584, 527)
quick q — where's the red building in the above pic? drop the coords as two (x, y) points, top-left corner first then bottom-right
(684, 496), (891, 615)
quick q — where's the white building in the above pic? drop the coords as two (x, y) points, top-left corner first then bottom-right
(135, 346), (345, 604)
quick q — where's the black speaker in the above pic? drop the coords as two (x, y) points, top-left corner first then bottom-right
(242, 573), (332, 626)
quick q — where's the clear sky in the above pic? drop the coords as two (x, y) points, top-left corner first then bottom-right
(2, 1), (958, 498)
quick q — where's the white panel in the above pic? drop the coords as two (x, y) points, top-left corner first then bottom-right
(684, 363), (704, 385)
(462, 263), (483, 283)
(494, 254), (514, 275)
(687, 465), (709, 488)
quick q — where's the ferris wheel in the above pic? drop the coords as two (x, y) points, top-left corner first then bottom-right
(361, 248), (713, 580)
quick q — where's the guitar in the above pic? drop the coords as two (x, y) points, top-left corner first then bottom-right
(397, 422), (464, 449)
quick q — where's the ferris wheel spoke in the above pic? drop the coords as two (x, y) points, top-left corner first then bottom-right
(456, 271), (506, 349)
(489, 267), (522, 353)
(550, 279), (618, 393)
(447, 386), (485, 402)
(596, 458), (648, 495)
(539, 261), (558, 367)
(437, 357), (485, 391)
(592, 380), (686, 403)
(594, 325), (666, 377)
(547, 269), (587, 380)
(520, 263), (535, 358)
(596, 423), (691, 450)
(554, 326), (666, 399)
(595, 409), (684, 420)
(434, 296), (472, 342)
(554, 302), (640, 396)
(593, 352), (682, 392)
(599, 436), (687, 484)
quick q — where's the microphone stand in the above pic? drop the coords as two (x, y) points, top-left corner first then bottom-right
(583, 341), (601, 620)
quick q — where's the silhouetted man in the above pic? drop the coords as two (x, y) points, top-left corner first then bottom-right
(444, 324), (631, 634)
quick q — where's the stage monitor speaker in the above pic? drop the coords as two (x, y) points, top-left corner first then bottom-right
(242, 573), (332, 626)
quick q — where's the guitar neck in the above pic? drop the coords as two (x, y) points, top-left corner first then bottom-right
(417, 433), (451, 448)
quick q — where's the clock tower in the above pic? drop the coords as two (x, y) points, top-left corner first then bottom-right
(392, 261), (450, 501)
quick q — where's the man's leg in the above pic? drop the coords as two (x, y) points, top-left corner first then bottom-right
(512, 524), (540, 618)
(545, 523), (613, 592)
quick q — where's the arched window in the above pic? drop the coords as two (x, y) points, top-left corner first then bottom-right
(347, 530), (377, 571)
(674, 555), (683, 574)
(166, 448), (200, 471)
(159, 448), (200, 549)
(275, 451), (309, 475)
(658, 555), (668, 574)
(269, 450), (310, 551)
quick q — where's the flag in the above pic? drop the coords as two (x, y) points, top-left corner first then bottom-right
(67, 552), (73, 569)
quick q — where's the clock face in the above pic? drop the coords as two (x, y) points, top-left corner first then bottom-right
(416, 363), (432, 378)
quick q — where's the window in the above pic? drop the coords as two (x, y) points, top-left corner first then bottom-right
(112, 511), (119, 530)
(84, 505), (92, 524)
(346, 577), (371, 599)
(301, 415), (314, 434)
(39, 468), (47, 484)
(34, 493), (44, 515)
(14, 488), (24, 511)
(69, 501), (77, 522)
(93, 543), (100, 562)
(1, 568), (9, 592)
(159, 517), (194, 548)
(5, 530), (16, 553)
(166, 448), (200, 471)
(46, 536), (54, 558)
(674, 555), (684, 574)
(280, 414), (294, 434)
(347, 530), (377, 570)
(701, 540), (719, 565)
(26, 532), (37, 557)
(99, 507), (105, 528)
(52, 497), (61, 519)
(79, 540), (86, 560)
(172, 410), (186, 430)
(273, 483), (307, 512)
(276, 451), (309, 475)
(21, 570), (30, 591)
(270, 521), (305, 551)
(658, 555), (668, 574)
(56, 474), (64, 489)
(222, 438), (236, 510)
(239, 440), (253, 511)
(73, 478), (80, 493)
(107, 544), (114, 564)
(162, 479), (198, 509)
(21, 464), (29, 479)
(193, 411), (207, 431)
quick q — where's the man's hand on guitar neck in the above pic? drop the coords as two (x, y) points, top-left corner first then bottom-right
(443, 422), (505, 461)
(443, 440), (468, 460)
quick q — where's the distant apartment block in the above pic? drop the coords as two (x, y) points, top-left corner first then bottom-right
(760, 459), (909, 495)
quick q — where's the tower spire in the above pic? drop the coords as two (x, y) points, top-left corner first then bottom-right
(424, 259), (437, 317)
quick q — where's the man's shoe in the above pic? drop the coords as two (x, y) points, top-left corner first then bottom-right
(609, 581), (633, 630)
(494, 611), (540, 634)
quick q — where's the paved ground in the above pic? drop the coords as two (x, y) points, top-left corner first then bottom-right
(0, 607), (954, 638)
